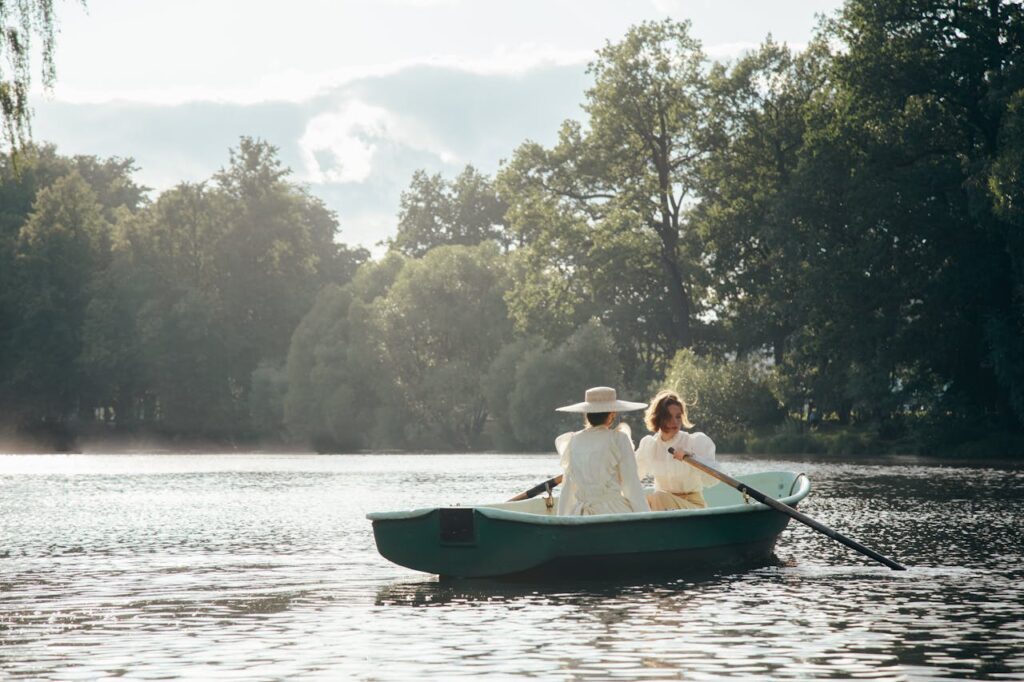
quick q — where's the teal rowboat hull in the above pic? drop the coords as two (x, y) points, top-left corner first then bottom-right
(367, 471), (811, 579)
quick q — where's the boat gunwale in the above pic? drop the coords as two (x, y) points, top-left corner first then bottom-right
(366, 471), (810, 525)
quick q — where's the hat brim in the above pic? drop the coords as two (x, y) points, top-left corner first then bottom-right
(556, 399), (647, 413)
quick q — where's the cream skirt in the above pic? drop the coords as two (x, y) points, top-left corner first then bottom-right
(647, 490), (707, 511)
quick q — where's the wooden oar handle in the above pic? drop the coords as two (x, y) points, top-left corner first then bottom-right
(507, 474), (563, 502)
(668, 448), (906, 571)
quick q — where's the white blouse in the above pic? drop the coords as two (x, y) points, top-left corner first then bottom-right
(555, 425), (651, 516)
(635, 431), (719, 494)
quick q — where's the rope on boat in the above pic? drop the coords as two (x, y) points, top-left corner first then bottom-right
(789, 472), (807, 497)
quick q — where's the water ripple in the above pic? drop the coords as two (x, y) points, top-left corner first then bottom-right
(1, 453), (1022, 679)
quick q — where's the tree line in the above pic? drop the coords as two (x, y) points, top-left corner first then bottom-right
(2, 0), (1022, 455)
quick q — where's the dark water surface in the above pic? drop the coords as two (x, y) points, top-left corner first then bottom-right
(1, 453), (1022, 680)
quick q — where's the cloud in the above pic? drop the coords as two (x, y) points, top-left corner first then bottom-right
(31, 62), (592, 248)
(299, 99), (460, 184)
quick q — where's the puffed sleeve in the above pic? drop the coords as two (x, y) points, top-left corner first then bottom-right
(615, 431), (650, 512)
(555, 431), (574, 469)
(687, 432), (719, 487)
(635, 434), (676, 479)
(635, 435), (654, 478)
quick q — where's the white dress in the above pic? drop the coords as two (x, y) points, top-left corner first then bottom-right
(555, 425), (651, 516)
(635, 431), (718, 509)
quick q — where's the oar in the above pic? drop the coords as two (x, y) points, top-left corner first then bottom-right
(668, 447), (907, 571)
(507, 474), (563, 502)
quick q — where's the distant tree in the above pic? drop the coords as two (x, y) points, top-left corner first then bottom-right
(78, 138), (366, 438)
(504, 321), (625, 451)
(390, 165), (508, 256)
(811, 0), (1024, 430)
(5, 172), (111, 422)
(500, 20), (711, 357)
(375, 243), (512, 449)
(988, 90), (1024, 422)
(660, 349), (782, 448)
(249, 361), (287, 438)
(0, 146), (147, 435)
(285, 243), (516, 451)
(696, 38), (829, 365)
(285, 254), (406, 451)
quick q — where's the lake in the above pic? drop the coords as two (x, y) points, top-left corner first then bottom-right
(1, 452), (1022, 680)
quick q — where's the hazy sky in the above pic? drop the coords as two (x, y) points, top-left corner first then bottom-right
(32, 0), (844, 248)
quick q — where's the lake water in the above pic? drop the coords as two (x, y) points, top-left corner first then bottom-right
(1, 452), (1022, 680)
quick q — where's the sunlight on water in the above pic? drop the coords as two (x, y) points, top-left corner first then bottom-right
(1, 453), (1022, 679)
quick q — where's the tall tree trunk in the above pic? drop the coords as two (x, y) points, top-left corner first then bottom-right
(655, 219), (692, 349)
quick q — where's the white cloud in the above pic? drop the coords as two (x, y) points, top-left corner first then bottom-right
(299, 99), (459, 185)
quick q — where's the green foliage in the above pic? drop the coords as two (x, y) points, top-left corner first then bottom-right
(660, 349), (783, 446)
(285, 245), (512, 451)
(283, 257), (401, 452)
(0, 139), (364, 444)
(0, 1), (74, 151)
(375, 243), (511, 448)
(6, 171), (111, 420)
(498, 19), (713, 388)
(0, 146), (148, 429)
(505, 321), (625, 451)
(481, 337), (539, 450)
(391, 166), (508, 257)
(745, 428), (827, 456)
(249, 361), (288, 438)
(696, 38), (828, 362)
(4, 4), (1024, 454)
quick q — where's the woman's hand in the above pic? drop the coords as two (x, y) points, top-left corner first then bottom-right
(671, 449), (691, 461)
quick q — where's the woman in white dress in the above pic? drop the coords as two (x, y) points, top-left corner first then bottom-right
(635, 390), (719, 511)
(554, 386), (651, 516)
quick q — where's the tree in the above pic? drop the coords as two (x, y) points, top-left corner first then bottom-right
(390, 165), (508, 256)
(988, 90), (1024, 422)
(5, 171), (110, 422)
(374, 243), (512, 449)
(504, 321), (625, 451)
(815, 0), (1024, 430)
(284, 254), (406, 451)
(660, 348), (782, 449)
(584, 19), (710, 349)
(1, 1), (78, 150)
(213, 137), (342, 368)
(498, 20), (713, 390)
(696, 38), (829, 364)
(77, 139), (366, 439)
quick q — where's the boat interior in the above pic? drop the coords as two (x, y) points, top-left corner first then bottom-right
(482, 471), (810, 517)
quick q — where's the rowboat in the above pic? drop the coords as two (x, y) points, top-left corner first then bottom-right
(367, 470), (811, 579)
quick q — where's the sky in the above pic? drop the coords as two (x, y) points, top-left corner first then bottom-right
(31, 0), (844, 249)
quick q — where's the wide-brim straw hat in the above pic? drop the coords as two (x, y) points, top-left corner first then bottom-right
(556, 386), (647, 413)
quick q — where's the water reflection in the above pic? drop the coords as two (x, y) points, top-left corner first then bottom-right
(1, 453), (1022, 680)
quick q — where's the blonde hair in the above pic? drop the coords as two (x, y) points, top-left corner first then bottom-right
(644, 390), (693, 432)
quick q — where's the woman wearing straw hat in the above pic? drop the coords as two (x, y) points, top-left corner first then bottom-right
(554, 386), (651, 516)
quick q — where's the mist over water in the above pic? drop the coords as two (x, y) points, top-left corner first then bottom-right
(2, 453), (1022, 680)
